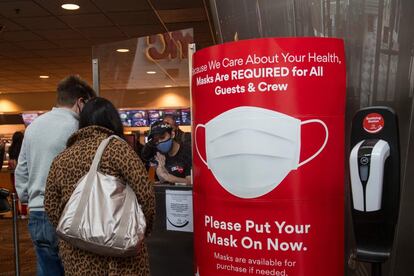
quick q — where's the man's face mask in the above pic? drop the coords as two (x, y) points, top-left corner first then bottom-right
(156, 138), (173, 153)
(195, 106), (328, 198)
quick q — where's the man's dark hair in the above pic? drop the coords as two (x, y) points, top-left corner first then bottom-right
(79, 97), (124, 139)
(163, 114), (177, 120)
(56, 75), (96, 107)
(162, 114), (178, 127)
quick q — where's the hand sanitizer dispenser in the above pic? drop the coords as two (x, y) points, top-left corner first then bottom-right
(349, 107), (400, 276)
(350, 139), (390, 212)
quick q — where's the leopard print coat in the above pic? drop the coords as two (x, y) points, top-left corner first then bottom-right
(45, 126), (155, 276)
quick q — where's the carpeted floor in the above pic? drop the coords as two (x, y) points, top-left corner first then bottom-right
(0, 218), (36, 276)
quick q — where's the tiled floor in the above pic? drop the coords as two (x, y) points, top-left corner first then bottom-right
(0, 218), (36, 276)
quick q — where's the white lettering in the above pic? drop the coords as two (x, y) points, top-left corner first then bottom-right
(207, 231), (238, 247)
(204, 215), (242, 231)
(192, 64), (207, 75)
(257, 82), (288, 92)
(196, 75), (213, 86)
(231, 67), (289, 80)
(274, 221), (311, 234)
(245, 54), (279, 65)
(215, 85), (245, 95)
(222, 57), (244, 67)
(267, 238), (306, 251)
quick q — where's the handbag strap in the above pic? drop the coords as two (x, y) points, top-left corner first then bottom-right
(89, 135), (123, 174)
(68, 135), (122, 236)
(112, 186), (135, 249)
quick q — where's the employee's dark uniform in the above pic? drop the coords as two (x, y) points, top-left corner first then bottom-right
(164, 143), (192, 179)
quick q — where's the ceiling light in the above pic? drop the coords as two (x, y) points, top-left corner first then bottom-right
(39, 75), (49, 79)
(164, 85), (173, 88)
(116, 48), (129, 53)
(146, 71), (156, 74)
(61, 4), (80, 10)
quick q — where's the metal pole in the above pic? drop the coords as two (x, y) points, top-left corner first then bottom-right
(208, 0), (223, 43)
(188, 43), (196, 186)
(12, 193), (20, 276)
(92, 58), (100, 96)
(371, 263), (381, 276)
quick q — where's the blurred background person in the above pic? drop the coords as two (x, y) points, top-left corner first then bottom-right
(162, 114), (191, 146)
(7, 131), (23, 170)
(135, 136), (145, 162)
(7, 131), (27, 217)
(0, 137), (5, 169)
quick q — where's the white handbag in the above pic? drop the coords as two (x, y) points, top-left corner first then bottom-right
(56, 135), (146, 257)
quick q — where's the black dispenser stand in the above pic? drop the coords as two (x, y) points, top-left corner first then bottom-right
(349, 107), (400, 276)
(371, 263), (381, 276)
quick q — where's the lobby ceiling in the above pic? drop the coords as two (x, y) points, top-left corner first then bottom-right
(0, 0), (215, 94)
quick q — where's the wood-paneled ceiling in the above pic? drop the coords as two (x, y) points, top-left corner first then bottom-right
(0, 0), (215, 94)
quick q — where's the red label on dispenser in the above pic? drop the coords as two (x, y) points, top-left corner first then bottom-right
(363, 113), (384, 133)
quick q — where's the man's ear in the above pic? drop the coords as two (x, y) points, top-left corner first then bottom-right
(171, 130), (176, 139)
(74, 97), (82, 108)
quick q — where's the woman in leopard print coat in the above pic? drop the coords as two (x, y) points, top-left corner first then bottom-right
(45, 98), (155, 276)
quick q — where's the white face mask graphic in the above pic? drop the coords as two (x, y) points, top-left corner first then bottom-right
(195, 106), (328, 198)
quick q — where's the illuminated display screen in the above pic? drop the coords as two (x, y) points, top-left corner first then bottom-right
(119, 108), (191, 127)
(119, 110), (149, 127)
(148, 110), (164, 125)
(119, 111), (132, 127)
(163, 109), (181, 125)
(181, 108), (191, 125)
(129, 110), (148, 127)
(22, 113), (39, 126)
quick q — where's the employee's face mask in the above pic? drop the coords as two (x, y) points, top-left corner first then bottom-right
(157, 138), (173, 153)
(195, 106), (328, 198)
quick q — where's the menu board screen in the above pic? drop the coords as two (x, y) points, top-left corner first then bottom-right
(119, 111), (132, 127)
(163, 109), (181, 125)
(181, 109), (191, 125)
(119, 108), (191, 127)
(148, 110), (164, 125)
(119, 110), (149, 127)
(129, 110), (148, 127)
(22, 113), (39, 126)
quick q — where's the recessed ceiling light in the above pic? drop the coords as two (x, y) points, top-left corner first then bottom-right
(146, 71), (156, 74)
(39, 75), (49, 79)
(61, 4), (80, 10)
(164, 85), (173, 88)
(116, 48), (129, 53)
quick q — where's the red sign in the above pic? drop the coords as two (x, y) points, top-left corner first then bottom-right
(192, 37), (346, 276)
(363, 113), (384, 133)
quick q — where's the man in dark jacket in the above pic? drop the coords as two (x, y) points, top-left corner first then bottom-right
(0, 139), (5, 168)
(162, 114), (191, 145)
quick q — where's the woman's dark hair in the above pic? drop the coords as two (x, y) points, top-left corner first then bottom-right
(79, 97), (124, 139)
(8, 131), (24, 160)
